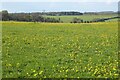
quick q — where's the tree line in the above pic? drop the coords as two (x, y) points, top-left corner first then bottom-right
(0, 10), (119, 23)
(0, 10), (61, 23)
(43, 12), (83, 16)
(0, 10), (84, 22)
(71, 16), (119, 23)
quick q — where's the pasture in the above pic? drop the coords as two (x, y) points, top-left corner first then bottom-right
(45, 14), (118, 22)
(2, 21), (118, 78)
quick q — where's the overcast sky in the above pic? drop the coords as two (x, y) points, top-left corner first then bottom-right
(0, 0), (119, 2)
(1, 1), (119, 13)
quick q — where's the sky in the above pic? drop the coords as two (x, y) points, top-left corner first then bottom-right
(0, 0), (119, 2)
(1, 1), (119, 13)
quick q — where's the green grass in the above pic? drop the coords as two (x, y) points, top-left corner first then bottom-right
(45, 14), (118, 23)
(2, 21), (118, 78)
(0, 23), (1, 79)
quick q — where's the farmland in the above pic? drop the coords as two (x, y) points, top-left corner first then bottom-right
(45, 14), (118, 23)
(2, 21), (118, 78)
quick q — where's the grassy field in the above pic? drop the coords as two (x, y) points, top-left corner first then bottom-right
(2, 21), (118, 78)
(45, 14), (118, 22)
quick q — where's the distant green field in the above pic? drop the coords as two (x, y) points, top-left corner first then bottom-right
(45, 14), (118, 22)
(2, 21), (118, 78)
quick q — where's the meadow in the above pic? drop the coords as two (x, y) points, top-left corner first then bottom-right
(45, 14), (118, 22)
(2, 21), (118, 78)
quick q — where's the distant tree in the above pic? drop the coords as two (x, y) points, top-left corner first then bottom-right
(92, 18), (105, 22)
(89, 21), (92, 23)
(58, 18), (61, 22)
(86, 21), (90, 23)
(81, 20), (83, 23)
(25, 13), (32, 22)
(84, 21), (87, 23)
(0, 12), (2, 21)
(2, 10), (9, 21)
(72, 17), (83, 23)
(73, 18), (78, 23)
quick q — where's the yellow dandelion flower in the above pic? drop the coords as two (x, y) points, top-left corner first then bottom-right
(39, 71), (43, 75)
(76, 70), (79, 72)
(66, 69), (68, 72)
(113, 67), (116, 70)
(8, 64), (12, 66)
(114, 74), (119, 76)
(34, 73), (37, 77)
(33, 70), (36, 72)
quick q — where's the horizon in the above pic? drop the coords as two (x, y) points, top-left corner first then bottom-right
(1, 10), (118, 13)
(1, 2), (118, 13)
